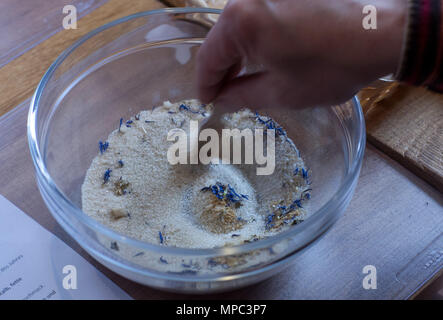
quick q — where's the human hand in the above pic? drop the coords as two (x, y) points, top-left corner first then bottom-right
(197, 0), (407, 109)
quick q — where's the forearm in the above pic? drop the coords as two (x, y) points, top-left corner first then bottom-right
(366, 0), (408, 76)
(340, 0), (407, 82)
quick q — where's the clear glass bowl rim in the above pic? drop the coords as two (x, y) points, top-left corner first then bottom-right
(27, 7), (366, 257)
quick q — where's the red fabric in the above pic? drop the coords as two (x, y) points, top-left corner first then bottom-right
(406, 0), (432, 84)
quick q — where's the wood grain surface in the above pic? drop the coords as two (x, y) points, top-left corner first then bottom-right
(0, 0), (165, 117)
(365, 85), (443, 192)
(0, 0), (107, 68)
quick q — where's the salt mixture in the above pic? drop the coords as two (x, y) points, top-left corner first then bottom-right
(81, 99), (311, 250)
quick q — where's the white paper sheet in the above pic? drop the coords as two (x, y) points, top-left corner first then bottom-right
(0, 195), (131, 300)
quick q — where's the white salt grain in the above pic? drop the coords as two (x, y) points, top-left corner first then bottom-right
(81, 100), (310, 249)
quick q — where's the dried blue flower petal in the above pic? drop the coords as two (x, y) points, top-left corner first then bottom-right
(99, 141), (109, 154)
(293, 199), (303, 208)
(118, 118), (123, 132)
(179, 103), (206, 115)
(159, 256), (168, 264)
(126, 120), (133, 128)
(158, 231), (164, 244)
(208, 259), (218, 267)
(302, 188), (312, 200)
(265, 223), (275, 230)
(266, 186), (312, 229)
(254, 112), (286, 136)
(118, 160), (124, 167)
(228, 184), (240, 198)
(201, 182), (248, 206)
(110, 241), (119, 251)
(179, 104), (189, 111)
(103, 169), (112, 184)
(265, 213), (276, 229)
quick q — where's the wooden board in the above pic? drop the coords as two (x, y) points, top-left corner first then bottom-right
(0, 0), (165, 117)
(361, 84), (443, 192)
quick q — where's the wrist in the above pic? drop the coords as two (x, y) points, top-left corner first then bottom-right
(382, 0), (409, 75)
(333, 0), (408, 82)
(350, 0), (407, 79)
(371, 0), (408, 76)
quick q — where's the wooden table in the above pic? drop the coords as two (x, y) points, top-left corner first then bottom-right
(0, 0), (442, 299)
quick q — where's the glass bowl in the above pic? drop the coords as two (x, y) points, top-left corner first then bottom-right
(27, 8), (365, 293)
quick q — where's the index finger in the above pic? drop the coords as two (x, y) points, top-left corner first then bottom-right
(197, 8), (242, 103)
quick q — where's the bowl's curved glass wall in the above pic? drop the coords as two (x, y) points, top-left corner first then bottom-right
(29, 9), (365, 292)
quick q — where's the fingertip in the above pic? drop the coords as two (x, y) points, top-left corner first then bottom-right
(197, 85), (216, 105)
(195, 12), (244, 106)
